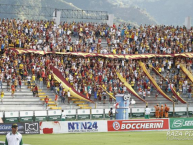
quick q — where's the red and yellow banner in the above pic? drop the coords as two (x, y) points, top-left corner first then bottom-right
(150, 65), (186, 104)
(9, 48), (193, 59)
(50, 65), (94, 103)
(180, 64), (193, 83)
(170, 84), (186, 104)
(149, 65), (167, 81)
(116, 72), (147, 103)
(100, 85), (116, 100)
(139, 62), (174, 103)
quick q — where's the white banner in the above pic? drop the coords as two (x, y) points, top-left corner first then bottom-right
(48, 110), (62, 116)
(169, 107), (173, 112)
(40, 121), (107, 134)
(91, 109), (103, 114)
(189, 107), (193, 111)
(150, 108), (155, 112)
(64, 110), (76, 115)
(105, 109), (115, 114)
(175, 107), (186, 112)
(77, 109), (90, 115)
(0, 112), (3, 118)
(35, 111), (47, 116)
(5, 111), (19, 117)
(20, 111), (33, 117)
(132, 108), (145, 113)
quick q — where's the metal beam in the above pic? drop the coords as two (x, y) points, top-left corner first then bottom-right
(0, 4), (108, 20)
(57, 9), (108, 20)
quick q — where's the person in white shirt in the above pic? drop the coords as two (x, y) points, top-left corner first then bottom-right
(145, 106), (151, 119)
(61, 110), (66, 121)
(183, 80), (187, 94)
(67, 90), (71, 104)
(5, 124), (23, 145)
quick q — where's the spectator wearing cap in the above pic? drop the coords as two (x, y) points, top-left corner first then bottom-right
(5, 124), (23, 145)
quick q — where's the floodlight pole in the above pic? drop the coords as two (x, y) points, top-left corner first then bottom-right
(187, 102), (189, 118)
(173, 102), (175, 117)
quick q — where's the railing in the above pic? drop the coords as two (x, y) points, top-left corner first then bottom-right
(1, 107), (192, 123)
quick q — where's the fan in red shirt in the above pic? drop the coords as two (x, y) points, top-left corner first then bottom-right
(11, 84), (15, 98)
(44, 96), (49, 109)
(35, 84), (38, 97)
(19, 79), (22, 92)
(55, 94), (58, 106)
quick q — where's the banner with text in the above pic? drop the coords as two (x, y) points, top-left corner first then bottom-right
(40, 121), (107, 134)
(0, 122), (40, 135)
(170, 118), (193, 130)
(108, 119), (169, 131)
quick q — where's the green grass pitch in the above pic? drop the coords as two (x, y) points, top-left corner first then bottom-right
(0, 131), (192, 145)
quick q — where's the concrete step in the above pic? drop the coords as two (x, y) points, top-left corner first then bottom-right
(3, 97), (40, 102)
(1, 86), (28, 89)
(4, 92), (33, 95)
(80, 106), (92, 109)
(48, 101), (55, 104)
(48, 104), (57, 107)
(71, 98), (81, 101)
(39, 92), (54, 95)
(74, 101), (86, 104)
(1, 102), (42, 105)
(3, 96), (34, 99)
(40, 98), (52, 101)
(50, 107), (61, 110)
(0, 106), (45, 111)
(77, 104), (89, 107)
(38, 93), (45, 95)
(38, 96), (47, 98)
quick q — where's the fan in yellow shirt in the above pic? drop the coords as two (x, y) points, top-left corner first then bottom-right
(19, 63), (23, 70)
(1, 90), (4, 102)
(32, 75), (36, 84)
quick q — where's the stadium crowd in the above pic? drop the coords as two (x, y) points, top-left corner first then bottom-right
(0, 18), (193, 54)
(0, 18), (193, 105)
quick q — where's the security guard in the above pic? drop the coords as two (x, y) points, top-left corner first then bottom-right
(5, 124), (23, 145)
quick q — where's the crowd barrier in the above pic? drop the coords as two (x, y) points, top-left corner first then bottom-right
(0, 107), (192, 123)
(39, 117), (193, 134)
(0, 122), (40, 135)
(0, 118), (192, 135)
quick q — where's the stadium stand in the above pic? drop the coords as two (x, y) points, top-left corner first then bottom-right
(0, 18), (192, 112)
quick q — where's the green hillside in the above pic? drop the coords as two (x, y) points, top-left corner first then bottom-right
(0, 0), (157, 26)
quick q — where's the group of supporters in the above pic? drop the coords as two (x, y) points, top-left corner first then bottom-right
(154, 104), (170, 118)
(144, 104), (170, 119)
(0, 50), (192, 104)
(0, 19), (192, 104)
(0, 18), (193, 54)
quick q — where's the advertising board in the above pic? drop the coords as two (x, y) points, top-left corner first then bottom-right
(40, 121), (107, 134)
(108, 119), (169, 131)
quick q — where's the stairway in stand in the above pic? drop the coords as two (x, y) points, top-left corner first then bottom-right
(72, 97), (92, 109)
(0, 81), (44, 111)
(27, 81), (61, 110)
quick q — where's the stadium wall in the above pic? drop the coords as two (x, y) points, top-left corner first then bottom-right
(39, 118), (193, 134)
(0, 118), (192, 135)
